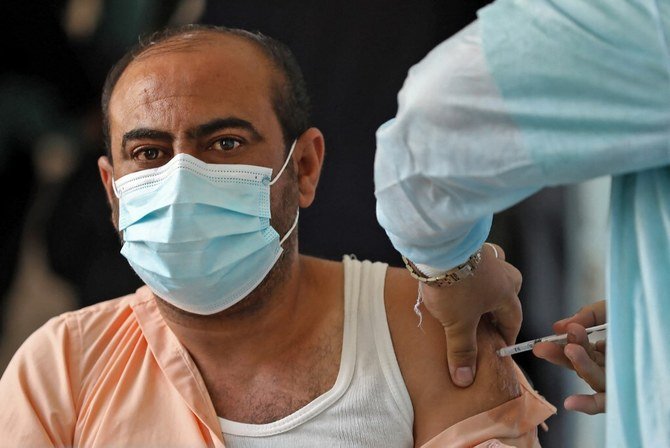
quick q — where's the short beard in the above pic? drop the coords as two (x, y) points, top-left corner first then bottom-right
(212, 160), (300, 319)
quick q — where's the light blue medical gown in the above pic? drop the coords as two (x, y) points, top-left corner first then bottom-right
(374, 1), (670, 446)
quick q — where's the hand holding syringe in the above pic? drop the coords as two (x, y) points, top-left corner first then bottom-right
(518, 301), (607, 415)
(497, 323), (607, 357)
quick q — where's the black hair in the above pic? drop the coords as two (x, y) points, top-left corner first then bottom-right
(101, 24), (311, 159)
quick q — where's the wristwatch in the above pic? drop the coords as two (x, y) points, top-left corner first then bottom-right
(402, 248), (483, 288)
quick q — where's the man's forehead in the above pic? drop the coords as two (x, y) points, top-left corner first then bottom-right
(106, 31), (290, 162)
(114, 33), (275, 99)
(109, 33), (278, 120)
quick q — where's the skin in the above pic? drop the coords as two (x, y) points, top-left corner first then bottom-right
(419, 245), (524, 388)
(98, 32), (522, 446)
(533, 300), (606, 414)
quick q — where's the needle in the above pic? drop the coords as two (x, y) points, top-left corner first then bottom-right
(496, 323), (608, 357)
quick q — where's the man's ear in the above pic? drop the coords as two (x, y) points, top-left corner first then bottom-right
(98, 155), (117, 206)
(294, 127), (325, 208)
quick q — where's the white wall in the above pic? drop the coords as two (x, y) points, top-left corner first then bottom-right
(563, 177), (610, 447)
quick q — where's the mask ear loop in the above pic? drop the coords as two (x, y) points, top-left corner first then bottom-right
(269, 139), (299, 246)
(112, 177), (122, 198)
(279, 210), (300, 245)
(269, 140), (298, 186)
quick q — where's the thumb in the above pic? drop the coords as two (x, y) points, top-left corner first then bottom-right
(444, 320), (479, 387)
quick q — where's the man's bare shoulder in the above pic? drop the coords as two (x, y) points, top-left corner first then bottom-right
(384, 266), (521, 446)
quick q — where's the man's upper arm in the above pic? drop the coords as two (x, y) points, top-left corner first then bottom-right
(0, 316), (78, 447)
(384, 267), (523, 446)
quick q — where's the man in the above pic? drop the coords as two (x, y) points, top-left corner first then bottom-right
(0, 25), (554, 447)
(374, 0), (669, 446)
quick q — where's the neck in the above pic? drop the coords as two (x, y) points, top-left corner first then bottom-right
(157, 252), (323, 366)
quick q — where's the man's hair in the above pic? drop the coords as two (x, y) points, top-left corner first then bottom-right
(101, 24), (311, 159)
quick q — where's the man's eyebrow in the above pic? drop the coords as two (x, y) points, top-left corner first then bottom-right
(187, 117), (264, 142)
(122, 129), (173, 150)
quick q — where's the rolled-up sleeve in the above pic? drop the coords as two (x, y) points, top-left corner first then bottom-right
(374, 0), (670, 270)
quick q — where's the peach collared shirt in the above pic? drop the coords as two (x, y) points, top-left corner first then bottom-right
(421, 365), (556, 448)
(0, 286), (555, 447)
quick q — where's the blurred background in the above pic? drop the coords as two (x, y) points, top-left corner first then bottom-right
(0, 0), (607, 445)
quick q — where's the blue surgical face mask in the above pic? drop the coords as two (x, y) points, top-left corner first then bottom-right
(112, 141), (299, 315)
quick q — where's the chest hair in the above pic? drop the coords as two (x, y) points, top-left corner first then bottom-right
(212, 326), (342, 424)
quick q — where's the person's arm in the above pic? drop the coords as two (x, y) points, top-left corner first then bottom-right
(376, 2), (670, 270)
(0, 316), (78, 447)
(384, 268), (554, 447)
(374, 0), (670, 386)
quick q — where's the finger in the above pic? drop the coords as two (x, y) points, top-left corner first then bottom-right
(554, 300), (606, 333)
(566, 323), (595, 357)
(565, 323), (605, 367)
(565, 343), (606, 392)
(566, 322), (589, 346)
(564, 392), (606, 415)
(491, 295), (522, 345)
(592, 300), (606, 321)
(593, 339), (607, 367)
(503, 262), (523, 295)
(533, 342), (574, 370)
(485, 242), (505, 262)
(444, 319), (479, 387)
(591, 350), (605, 368)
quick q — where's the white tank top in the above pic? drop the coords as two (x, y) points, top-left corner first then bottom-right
(219, 256), (414, 447)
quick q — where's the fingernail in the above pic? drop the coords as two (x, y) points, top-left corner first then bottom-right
(454, 367), (474, 386)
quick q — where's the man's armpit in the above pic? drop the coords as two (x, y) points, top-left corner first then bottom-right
(477, 316), (521, 401)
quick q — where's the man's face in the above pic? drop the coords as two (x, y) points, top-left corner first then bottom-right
(104, 33), (297, 239)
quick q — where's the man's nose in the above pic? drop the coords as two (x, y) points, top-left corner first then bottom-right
(171, 141), (205, 161)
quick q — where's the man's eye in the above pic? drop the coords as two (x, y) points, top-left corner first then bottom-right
(212, 137), (241, 152)
(134, 147), (161, 161)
